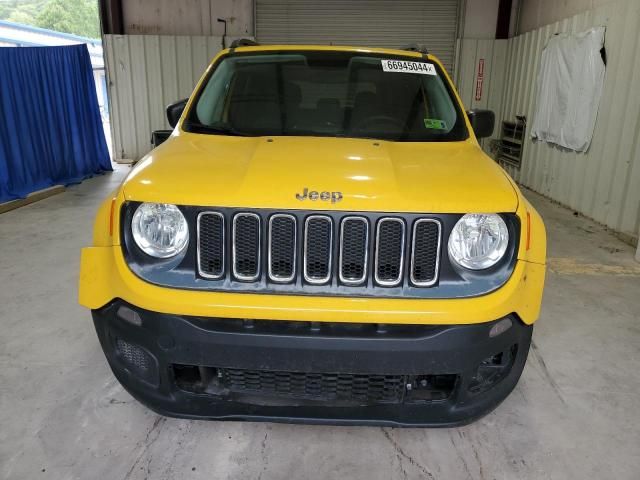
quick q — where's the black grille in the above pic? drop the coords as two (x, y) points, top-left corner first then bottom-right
(220, 368), (404, 404)
(375, 219), (405, 285)
(269, 215), (296, 282)
(233, 214), (260, 280)
(304, 216), (333, 283)
(411, 220), (441, 286)
(195, 209), (443, 294)
(173, 364), (458, 403)
(198, 213), (224, 278)
(340, 217), (368, 284)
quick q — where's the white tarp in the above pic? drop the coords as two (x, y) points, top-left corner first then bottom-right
(531, 27), (606, 152)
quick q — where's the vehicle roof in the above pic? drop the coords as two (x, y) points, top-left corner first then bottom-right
(225, 44), (437, 63)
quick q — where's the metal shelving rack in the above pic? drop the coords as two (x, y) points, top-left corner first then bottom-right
(495, 116), (526, 168)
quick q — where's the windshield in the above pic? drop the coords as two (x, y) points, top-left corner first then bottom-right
(184, 51), (468, 142)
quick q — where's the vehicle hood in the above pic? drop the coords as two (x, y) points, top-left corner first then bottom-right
(123, 133), (519, 213)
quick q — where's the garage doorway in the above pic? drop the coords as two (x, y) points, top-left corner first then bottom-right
(255, 0), (461, 73)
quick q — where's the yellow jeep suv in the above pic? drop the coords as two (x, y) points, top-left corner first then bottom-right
(79, 42), (546, 426)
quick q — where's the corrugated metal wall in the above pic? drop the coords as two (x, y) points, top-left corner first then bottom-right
(104, 35), (248, 161)
(256, 0), (461, 72)
(499, 0), (639, 243)
(120, 0), (253, 35)
(455, 38), (508, 149)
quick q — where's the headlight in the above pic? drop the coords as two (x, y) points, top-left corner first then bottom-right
(131, 203), (189, 258)
(448, 214), (509, 270)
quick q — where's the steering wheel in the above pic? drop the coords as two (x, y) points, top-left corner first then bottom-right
(353, 115), (405, 132)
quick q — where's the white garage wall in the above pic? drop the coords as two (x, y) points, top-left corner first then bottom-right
(499, 0), (640, 245)
(517, 0), (618, 34)
(104, 34), (248, 161)
(455, 38), (508, 149)
(119, 0), (254, 36)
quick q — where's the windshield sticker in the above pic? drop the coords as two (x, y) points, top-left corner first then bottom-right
(424, 118), (447, 130)
(381, 59), (436, 75)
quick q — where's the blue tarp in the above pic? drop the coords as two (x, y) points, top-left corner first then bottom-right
(0, 44), (112, 203)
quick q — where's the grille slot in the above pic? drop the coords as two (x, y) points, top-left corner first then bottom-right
(339, 217), (369, 285)
(197, 212), (225, 278)
(410, 219), (441, 286)
(375, 218), (406, 286)
(268, 214), (297, 282)
(232, 213), (261, 281)
(304, 215), (333, 284)
(220, 368), (404, 404)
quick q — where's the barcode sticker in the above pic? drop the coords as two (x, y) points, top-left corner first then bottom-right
(381, 59), (436, 75)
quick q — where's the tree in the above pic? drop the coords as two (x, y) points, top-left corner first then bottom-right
(35, 0), (99, 39)
(0, 4), (12, 20)
(0, 0), (47, 24)
(0, 0), (18, 20)
(7, 9), (36, 25)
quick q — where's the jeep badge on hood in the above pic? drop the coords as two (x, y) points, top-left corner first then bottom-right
(296, 188), (343, 203)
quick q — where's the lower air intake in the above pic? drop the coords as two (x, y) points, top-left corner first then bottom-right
(222, 368), (404, 403)
(172, 365), (458, 404)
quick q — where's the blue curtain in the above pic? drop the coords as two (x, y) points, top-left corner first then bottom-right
(0, 44), (112, 203)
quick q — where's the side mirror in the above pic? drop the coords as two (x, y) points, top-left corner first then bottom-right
(166, 98), (188, 128)
(151, 129), (172, 147)
(466, 109), (495, 139)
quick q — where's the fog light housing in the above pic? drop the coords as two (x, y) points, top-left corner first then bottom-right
(114, 337), (159, 386)
(468, 345), (517, 394)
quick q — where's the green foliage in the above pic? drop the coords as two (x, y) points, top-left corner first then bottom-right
(36, 0), (99, 38)
(0, 4), (12, 19)
(0, 0), (99, 39)
(7, 9), (36, 25)
(0, 0), (47, 25)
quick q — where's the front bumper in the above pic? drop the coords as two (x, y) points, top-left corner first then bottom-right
(94, 300), (532, 427)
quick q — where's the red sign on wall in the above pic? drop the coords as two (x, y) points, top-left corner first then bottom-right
(475, 58), (485, 101)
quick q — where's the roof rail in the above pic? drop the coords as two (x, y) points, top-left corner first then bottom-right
(229, 38), (260, 49)
(402, 43), (429, 55)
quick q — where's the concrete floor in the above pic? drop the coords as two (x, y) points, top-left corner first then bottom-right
(1, 165), (639, 480)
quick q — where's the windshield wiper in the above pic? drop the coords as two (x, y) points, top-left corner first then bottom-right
(185, 121), (249, 137)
